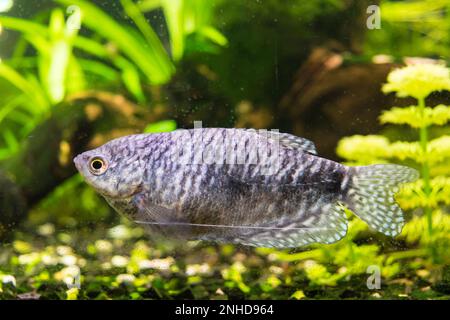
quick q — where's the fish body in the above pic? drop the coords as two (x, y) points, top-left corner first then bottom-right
(74, 128), (419, 248)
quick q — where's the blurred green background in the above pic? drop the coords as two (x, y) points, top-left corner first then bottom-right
(0, 0), (449, 300)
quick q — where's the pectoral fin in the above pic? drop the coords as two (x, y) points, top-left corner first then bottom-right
(132, 194), (194, 240)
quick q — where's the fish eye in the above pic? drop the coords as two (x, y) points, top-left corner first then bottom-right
(89, 157), (108, 175)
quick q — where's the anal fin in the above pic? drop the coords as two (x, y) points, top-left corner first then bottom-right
(236, 202), (348, 248)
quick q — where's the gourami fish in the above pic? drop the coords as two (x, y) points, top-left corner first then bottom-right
(74, 128), (419, 248)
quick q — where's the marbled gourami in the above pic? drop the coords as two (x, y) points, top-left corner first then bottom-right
(74, 128), (419, 248)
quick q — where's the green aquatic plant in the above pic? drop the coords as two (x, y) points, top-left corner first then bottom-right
(0, 9), (79, 159)
(337, 63), (450, 263)
(0, 0), (226, 159)
(365, 0), (450, 58)
(138, 0), (228, 59)
(55, 0), (175, 86)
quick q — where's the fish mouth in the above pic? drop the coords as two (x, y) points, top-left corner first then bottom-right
(73, 154), (83, 172)
(73, 153), (91, 173)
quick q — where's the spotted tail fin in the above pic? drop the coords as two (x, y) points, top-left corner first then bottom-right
(344, 164), (419, 236)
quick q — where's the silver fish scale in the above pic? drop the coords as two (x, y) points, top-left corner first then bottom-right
(126, 128), (348, 243)
(76, 128), (420, 247)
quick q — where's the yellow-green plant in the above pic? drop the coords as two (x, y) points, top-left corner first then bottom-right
(337, 63), (450, 262)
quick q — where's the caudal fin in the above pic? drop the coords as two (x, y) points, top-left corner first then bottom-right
(344, 164), (419, 236)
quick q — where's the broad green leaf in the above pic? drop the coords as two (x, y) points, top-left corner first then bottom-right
(382, 0), (448, 22)
(115, 57), (145, 103)
(66, 55), (86, 94)
(0, 11), (77, 104)
(144, 120), (177, 133)
(120, 0), (169, 71)
(0, 63), (48, 110)
(198, 26), (228, 46)
(73, 37), (109, 57)
(160, 0), (227, 60)
(56, 0), (175, 85)
(2, 129), (19, 152)
(161, 0), (185, 61)
(0, 96), (26, 125)
(0, 16), (47, 36)
(137, 0), (162, 12)
(77, 59), (118, 81)
(46, 9), (74, 103)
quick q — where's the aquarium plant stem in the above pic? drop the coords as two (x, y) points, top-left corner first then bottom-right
(418, 97), (433, 238)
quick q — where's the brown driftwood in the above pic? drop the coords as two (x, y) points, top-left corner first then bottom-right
(277, 48), (401, 160)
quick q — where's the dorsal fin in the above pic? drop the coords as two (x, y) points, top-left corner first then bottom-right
(253, 130), (317, 154)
